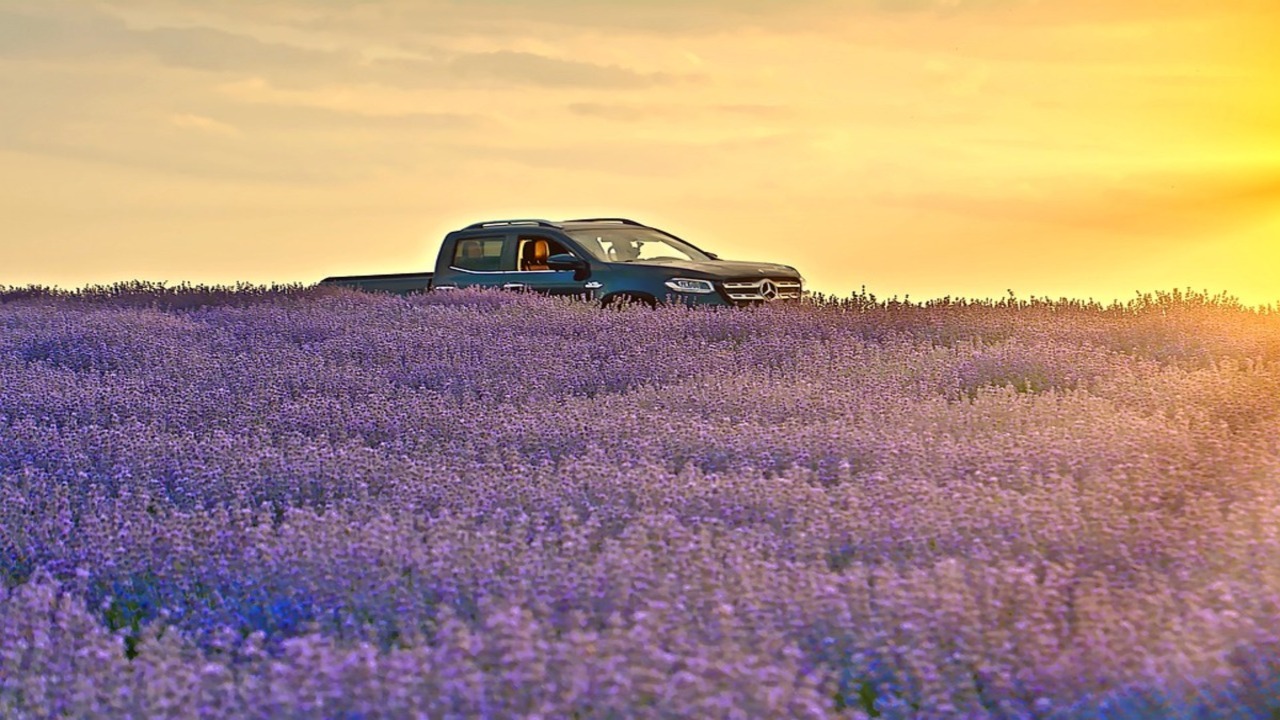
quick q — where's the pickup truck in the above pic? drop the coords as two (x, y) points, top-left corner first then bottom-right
(318, 217), (804, 307)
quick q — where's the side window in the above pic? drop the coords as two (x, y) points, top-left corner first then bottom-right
(517, 236), (574, 271)
(451, 237), (507, 272)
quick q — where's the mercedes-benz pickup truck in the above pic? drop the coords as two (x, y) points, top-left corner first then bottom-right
(318, 217), (804, 307)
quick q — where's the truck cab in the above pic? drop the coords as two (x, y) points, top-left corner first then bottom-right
(434, 222), (589, 298)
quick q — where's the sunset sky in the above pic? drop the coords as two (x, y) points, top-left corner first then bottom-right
(2, 0), (1277, 305)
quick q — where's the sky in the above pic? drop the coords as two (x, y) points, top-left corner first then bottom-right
(2, 0), (1278, 306)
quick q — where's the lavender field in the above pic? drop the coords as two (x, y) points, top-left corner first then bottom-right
(1, 283), (1278, 719)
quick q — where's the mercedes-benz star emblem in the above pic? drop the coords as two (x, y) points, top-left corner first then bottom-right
(759, 280), (779, 301)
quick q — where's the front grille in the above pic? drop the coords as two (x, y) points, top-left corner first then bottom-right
(720, 278), (803, 302)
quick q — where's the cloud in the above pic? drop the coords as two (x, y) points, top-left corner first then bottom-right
(270, 0), (825, 37)
(1, 5), (684, 94)
(245, 103), (482, 133)
(133, 24), (354, 77)
(0, 6), (357, 85)
(211, 77), (489, 125)
(168, 113), (241, 137)
(566, 102), (653, 121)
(111, 0), (910, 40)
(448, 51), (677, 88)
(566, 102), (787, 122)
(0, 60), (488, 183)
(367, 51), (685, 90)
(716, 103), (792, 118)
(12, 104), (487, 184)
(0, 8), (126, 57)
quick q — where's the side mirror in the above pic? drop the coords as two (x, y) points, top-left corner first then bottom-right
(546, 253), (587, 272)
(547, 253), (591, 280)
(705, 252), (720, 260)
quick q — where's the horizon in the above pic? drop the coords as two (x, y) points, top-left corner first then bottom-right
(2, 0), (1277, 307)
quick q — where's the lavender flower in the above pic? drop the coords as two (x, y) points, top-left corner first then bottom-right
(1, 283), (1278, 718)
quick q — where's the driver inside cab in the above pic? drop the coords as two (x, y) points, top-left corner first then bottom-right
(606, 239), (641, 262)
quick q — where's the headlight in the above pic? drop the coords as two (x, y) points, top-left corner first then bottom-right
(664, 278), (716, 294)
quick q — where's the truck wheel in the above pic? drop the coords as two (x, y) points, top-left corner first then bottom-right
(601, 292), (657, 309)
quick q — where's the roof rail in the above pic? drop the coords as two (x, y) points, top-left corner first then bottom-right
(561, 217), (643, 226)
(463, 219), (560, 230)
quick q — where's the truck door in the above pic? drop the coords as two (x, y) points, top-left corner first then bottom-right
(442, 235), (515, 290)
(508, 234), (594, 298)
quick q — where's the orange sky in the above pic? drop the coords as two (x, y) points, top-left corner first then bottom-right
(2, 0), (1277, 306)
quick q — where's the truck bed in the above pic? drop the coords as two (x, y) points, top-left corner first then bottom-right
(318, 271), (433, 295)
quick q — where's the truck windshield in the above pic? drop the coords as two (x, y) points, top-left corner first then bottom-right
(566, 228), (711, 264)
